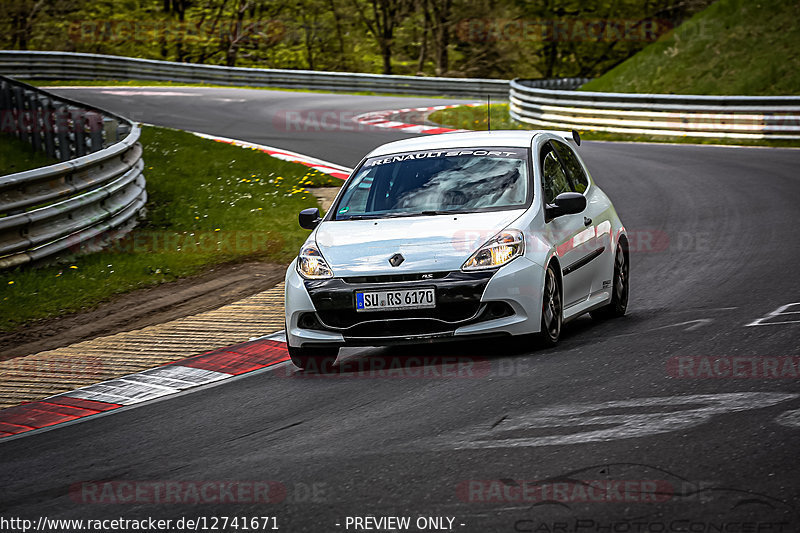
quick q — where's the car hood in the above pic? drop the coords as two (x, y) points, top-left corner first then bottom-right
(315, 210), (525, 276)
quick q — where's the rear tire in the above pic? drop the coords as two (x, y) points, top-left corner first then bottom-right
(538, 263), (562, 347)
(591, 244), (629, 320)
(288, 345), (338, 373)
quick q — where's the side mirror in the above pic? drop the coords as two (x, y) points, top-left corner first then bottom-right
(547, 192), (586, 220)
(299, 207), (321, 230)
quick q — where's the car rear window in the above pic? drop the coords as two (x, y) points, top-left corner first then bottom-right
(333, 147), (530, 220)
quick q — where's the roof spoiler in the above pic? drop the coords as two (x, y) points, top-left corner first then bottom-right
(553, 130), (581, 146)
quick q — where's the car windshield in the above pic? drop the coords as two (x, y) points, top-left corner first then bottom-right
(333, 147), (530, 220)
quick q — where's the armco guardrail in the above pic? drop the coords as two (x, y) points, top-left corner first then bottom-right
(0, 75), (146, 269)
(0, 50), (509, 98)
(510, 78), (800, 140)
(516, 77), (591, 91)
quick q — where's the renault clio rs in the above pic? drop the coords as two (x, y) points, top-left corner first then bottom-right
(284, 130), (629, 370)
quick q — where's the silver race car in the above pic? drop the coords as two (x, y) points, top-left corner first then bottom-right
(284, 130), (629, 370)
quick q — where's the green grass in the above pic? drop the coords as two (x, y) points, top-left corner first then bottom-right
(0, 125), (341, 331)
(429, 104), (525, 131)
(427, 103), (800, 148)
(0, 134), (57, 175)
(581, 0), (800, 95)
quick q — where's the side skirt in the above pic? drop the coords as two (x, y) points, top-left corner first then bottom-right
(563, 290), (612, 323)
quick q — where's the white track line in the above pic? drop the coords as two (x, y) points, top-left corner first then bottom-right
(191, 132), (352, 178)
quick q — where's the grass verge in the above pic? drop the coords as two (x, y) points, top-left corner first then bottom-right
(427, 104), (800, 148)
(0, 125), (341, 331)
(581, 0), (800, 96)
(0, 134), (57, 175)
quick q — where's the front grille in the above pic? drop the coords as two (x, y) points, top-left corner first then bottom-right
(340, 301), (514, 339)
(304, 270), (495, 330)
(343, 272), (449, 284)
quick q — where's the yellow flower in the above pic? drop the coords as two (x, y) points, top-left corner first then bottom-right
(7, 281), (13, 285)
(214, 228), (221, 232)
(69, 265), (78, 269)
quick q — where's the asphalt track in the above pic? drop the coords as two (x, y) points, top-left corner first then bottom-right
(2, 87), (800, 532)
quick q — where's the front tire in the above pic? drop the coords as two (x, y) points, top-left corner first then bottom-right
(591, 244), (629, 320)
(288, 345), (338, 372)
(538, 263), (562, 347)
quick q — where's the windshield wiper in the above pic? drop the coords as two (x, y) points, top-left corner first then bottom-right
(340, 214), (383, 220)
(370, 210), (470, 218)
(339, 213), (411, 220)
(419, 210), (470, 216)
(340, 210), (469, 220)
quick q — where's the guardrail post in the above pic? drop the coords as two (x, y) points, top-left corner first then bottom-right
(12, 85), (26, 143)
(28, 92), (43, 153)
(55, 105), (71, 161)
(0, 80), (10, 136)
(40, 96), (56, 159)
(71, 107), (86, 157)
(86, 111), (103, 152)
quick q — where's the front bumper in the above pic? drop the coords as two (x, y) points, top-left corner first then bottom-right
(284, 257), (544, 348)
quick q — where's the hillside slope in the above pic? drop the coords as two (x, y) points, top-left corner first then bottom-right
(581, 0), (800, 95)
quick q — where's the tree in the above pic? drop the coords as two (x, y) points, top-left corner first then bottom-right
(350, 0), (409, 74)
(428, 0), (451, 75)
(0, 0), (715, 78)
(162, 0), (188, 61)
(1, 0), (53, 50)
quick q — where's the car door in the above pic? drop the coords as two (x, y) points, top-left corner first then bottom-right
(540, 142), (594, 309)
(551, 140), (610, 301)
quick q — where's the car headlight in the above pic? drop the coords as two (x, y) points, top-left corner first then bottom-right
(462, 230), (524, 271)
(297, 243), (333, 279)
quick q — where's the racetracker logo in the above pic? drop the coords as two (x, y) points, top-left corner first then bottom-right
(66, 19), (285, 44)
(448, 229), (695, 255)
(457, 480), (673, 503)
(65, 230), (285, 256)
(278, 355), (500, 378)
(1, 109), (105, 134)
(272, 110), (393, 132)
(1, 357), (107, 378)
(70, 481), (286, 504)
(667, 356), (800, 379)
(455, 18), (673, 43)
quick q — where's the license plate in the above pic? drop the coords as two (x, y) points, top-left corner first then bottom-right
(355, 288), (436, 312)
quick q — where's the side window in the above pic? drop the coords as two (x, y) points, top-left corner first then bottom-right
(541, 148), (570, 205)
(552, 140), (589, 193)
(338, 167), (375, 214)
